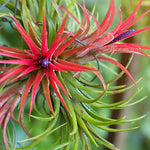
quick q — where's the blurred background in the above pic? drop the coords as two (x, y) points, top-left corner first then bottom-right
(1, 0), (150, 150)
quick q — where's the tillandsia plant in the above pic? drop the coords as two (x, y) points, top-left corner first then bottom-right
(0, 0), (150, 149)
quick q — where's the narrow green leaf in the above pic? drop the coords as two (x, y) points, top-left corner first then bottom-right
(73, 100), (125, 126)
(77, 115), (98, 147)
(99, 126), (139, 132)
(17, 123), (67, 149)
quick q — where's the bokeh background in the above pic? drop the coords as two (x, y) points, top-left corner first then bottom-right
(1, 0), (150, 150)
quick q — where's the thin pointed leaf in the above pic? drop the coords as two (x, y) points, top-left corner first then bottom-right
(29, 71), (44, 115)
(19, 73), (35, 118)
(49, 78), (70, 114)
(10, 14), (40, 55)
(41, 11), (47, 56)
(98, 56), (137, 87)
(42, 77), (55, 117)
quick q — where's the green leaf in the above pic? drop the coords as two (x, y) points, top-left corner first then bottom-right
(17, 123), (67, 149)
(73, 100), (125, 126)
(77, 115), (98, 147)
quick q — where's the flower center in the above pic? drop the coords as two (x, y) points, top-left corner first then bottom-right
(39, 58), (49, 68)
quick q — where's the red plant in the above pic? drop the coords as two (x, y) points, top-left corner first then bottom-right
(61, 0), (150, 87)
(0, 12), (98, 120)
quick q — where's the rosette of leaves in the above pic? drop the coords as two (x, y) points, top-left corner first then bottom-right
(0, 0), (149, 150)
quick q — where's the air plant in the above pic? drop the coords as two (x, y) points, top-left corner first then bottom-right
(0, 0), (150, 150)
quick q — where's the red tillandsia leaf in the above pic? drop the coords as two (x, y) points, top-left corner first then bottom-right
(49, 62), (65, 72)
(19, 73), (35, 118)
(0, 86), (17, 108)
(0, 68), (8, 71)
(0, 46), (26, 54)
(93, 33), (114, 47)
(2, 112), (10, 150)
(73, 46), (94, 57)
(77, 2), (90, 39)
(20, 108), (31, 138)
(98, 0), (115, 35)
(110, 44), (150, 57)
(88, 64), (106, 89)
(111, 9), (123, 35)
(0, 59), (34, 65)
(28, 21), (41, 48)
(10, 15), (40, 55)
(41, 11), (47, 56)
(99, 0), (115, 29)
(60, 45), (93, 59)
(60, 5), (85, 31)
(44, 69), (49, 81)
(13, 65), (41, 81)
(95, 72), (106, 89)
(10, 95), (21, 124)
(0, 102), (11, 119)
(0, 66), (27, 84)
(49, 77), (71, 114)
(24, 50), (40, 60)
(98, 56), (137, 87)
(49, 70), (69, 98)
(119, 9), (150, 34)
(98, 44), (150, 57)
(50, 15), (68, 47)
(117, 0), (143, 33)
(77, 33), (112, 57)
(53, 32), (82, 58)
(102, 47), (150, 57)
(82, 10), (100, 44)
(84, 0), (115, 42)
(47, 34), (69, 59)
(0, 114), (5, 125)
(42, 77), (55, 117)
(29, 71), (44, 116)
(118, 43), (150, 50)
(0, 52), (30, 59)
(56, 59), (98, 72)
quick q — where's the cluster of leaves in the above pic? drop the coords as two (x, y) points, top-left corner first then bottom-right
(0, 0), (150, 149)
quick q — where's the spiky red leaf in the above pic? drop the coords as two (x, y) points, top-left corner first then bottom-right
(49, 77), (70, 114)
(29, 71), (44, 116)
(42, 77), (55, 117)
(19, 73), (35, 118)
(0, 59), (34, 65)
(10, 15), (40, 55)
(98, 56), (137, 87)
(41, 12), (47, 56)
